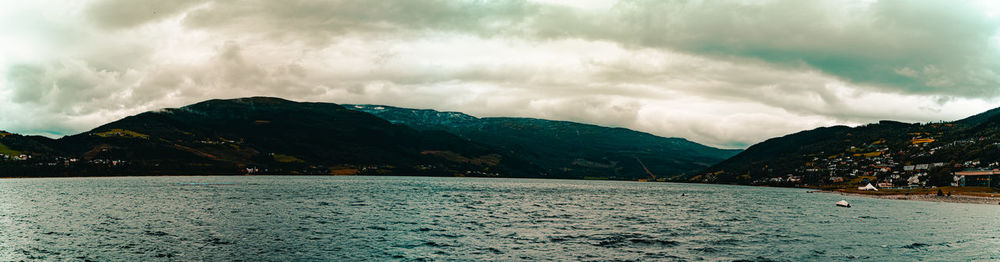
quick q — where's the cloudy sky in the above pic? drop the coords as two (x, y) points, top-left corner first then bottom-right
(2, 0), (1000, 148)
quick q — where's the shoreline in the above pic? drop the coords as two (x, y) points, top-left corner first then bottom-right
(5, 174), (1000, 206)
(821, 190), (1000, 206)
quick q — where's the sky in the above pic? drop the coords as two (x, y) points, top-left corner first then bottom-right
(2, 0), (1000, 149)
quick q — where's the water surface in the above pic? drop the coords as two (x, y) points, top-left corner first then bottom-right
(1, 176), (998, 261)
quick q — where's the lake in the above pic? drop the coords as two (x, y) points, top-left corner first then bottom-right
(1, 176), (998, 261)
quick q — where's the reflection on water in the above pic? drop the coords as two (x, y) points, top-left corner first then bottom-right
(1, 176), (998, 261)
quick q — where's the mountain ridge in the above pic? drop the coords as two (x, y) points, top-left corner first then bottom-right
(347, 104), (741, 179)
(0, 97), (737, 180)
(1, 97), (543, 177)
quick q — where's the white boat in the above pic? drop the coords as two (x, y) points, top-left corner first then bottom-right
(836, 200), (851, 208)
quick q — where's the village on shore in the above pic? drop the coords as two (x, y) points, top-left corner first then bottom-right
(752, 134), (999, 198)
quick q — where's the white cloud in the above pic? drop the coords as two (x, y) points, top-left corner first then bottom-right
(529, 0), (618, 10)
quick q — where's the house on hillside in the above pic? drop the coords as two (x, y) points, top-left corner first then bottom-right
(953, 169), (1000, 188)
(907, 174), (924, 187)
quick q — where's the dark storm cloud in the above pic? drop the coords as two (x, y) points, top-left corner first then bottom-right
(2, 0), (999, 148)
(148, 0), (1000, 97)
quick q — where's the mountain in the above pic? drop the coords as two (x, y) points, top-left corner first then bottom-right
(346, 105), (741, 180)
(0, 97), (542, 177)
(955, 106), (1000, 126)
(0, 131), (60, 157)
(701, 108), (1000, 186)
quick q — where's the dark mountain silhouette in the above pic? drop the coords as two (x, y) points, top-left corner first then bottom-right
(956, 107), (1000, 126)
(1, 97), (542, 177)
(347, 105), (741, 179)
(1, 97), (742, 179)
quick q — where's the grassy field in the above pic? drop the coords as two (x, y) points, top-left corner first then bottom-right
(273, 154), (305, 163)
(0, 142), (22, 156)
(94, 129), (150, 139)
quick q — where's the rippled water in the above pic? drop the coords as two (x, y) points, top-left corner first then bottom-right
(1, 176), (998, 261)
